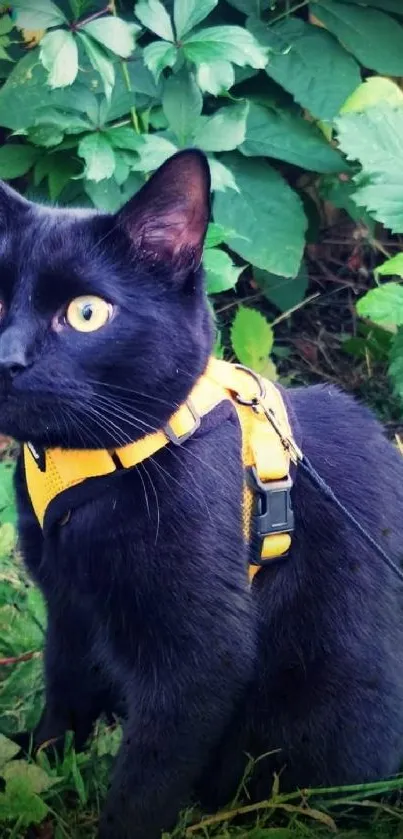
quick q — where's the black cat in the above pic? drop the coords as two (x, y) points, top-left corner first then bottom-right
(0, 151), (402, 839)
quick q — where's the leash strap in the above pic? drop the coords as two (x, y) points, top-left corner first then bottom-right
(299, 455), (403, 584)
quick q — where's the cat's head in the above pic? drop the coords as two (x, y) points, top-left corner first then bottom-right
(0, 150), (213, 448)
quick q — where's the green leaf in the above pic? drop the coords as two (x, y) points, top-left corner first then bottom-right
(0, 144), (39, 179)
(248, 16), (360, 122)
(0, 16), (14, 35)
(3, 761), (56, 795)
(34, 153), (80, 200)
(357, 283), (403, 326)
(105, 125), (141, 152)
(126, 134), (178, 172)
(0, 734), (20, 770)
(183, 25), (267, 70)
(208, 157), (239, 192)
(27, 124), (64, 147)
(334, 0), (403, 15)
(85, 177), (123, 212)
(0, 462), (16, 526)
(205, 222), (235, 248)
(213, 153), (307, 277)
(341, 77), (403, 114)
(78, 133), (115, 182)
(377, 254), (403, 278)
(0, 760), (58, 827)
(231, 306), (273, 373)
(240, 102), (345, 173)
(254, 262), (308, 312)
(135, 0), (174, 41)
(40, 30), (78, 89)
(0, 52), (48, 131)
(204, 247), (244, 294)
(78, 31), (115, 100)
(174, 0), (217, 39)
(162, 68), (202, 145)
(82, 17), (136, 59)
(143, 41), (177, 82)
(227, 0), (272, 11)
(335, 104), (403, 233)
(11, 0), (66, 29)
(193, 102), (248, 152)
(311, 0), (403, 76)
(389, 327), (403, 400)
(196, 59), (234, 95)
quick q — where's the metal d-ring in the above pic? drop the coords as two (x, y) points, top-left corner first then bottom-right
(232, 364), (266, 406)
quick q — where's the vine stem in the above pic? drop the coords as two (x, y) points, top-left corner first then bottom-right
(0, 650), (41, 666)
(271, 0), (310, 23)
(109, 0), (141, 134)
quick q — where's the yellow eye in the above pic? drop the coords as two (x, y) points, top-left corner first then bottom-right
(66, 296), (113, 333)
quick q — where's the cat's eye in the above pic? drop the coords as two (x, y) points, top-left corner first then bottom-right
(65, 296), (113, 333)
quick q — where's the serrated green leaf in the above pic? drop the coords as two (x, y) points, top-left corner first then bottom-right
(231, 306), (273, 372)
(0, 733), (20, 770)
(0, 144), (39, 179)
(85, 177), (123, 212)
(357, 283), (403, 326)
(208, 157), (238, 192)
(0, 52), (49, 131)
(11, 0), (66, 29)
(174, 0), (217, 39)
(135, 0), (174, 41)
(125, 134), (178, 172)
(254, 262), (308, 312)
(194, 102), (248, 152)
(40, 30), (78, 88)
(204, 247), (244, 294)
(78, 31), (115, 100)
(214, 153), (307, 277)
(3, 761), (57, 794)
(162, 68), (202, 145)
(311, 0), (403, 76)
(377, 254), (403, 278)
(240, 102), (345, 173)
(335, 104), (403, 233)
(27, 124), (64, 147)
(183, 25), (267, 70)
(389, 327), (403, 399)
(341, 77), (403, 114)
(82, 17), (136, 59)
(78, 133), (115, 182)
(196, 59), (234, 95)
(143, 41), (177, 82)
(248, 16), (360, 122)
(205, 222), (235, 248)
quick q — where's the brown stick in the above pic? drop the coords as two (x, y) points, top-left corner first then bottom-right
(0, 650), (41, 666)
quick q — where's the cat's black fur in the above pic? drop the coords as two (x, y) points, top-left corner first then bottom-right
(0, 152), (402, 839)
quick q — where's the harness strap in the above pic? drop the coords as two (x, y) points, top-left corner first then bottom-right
(23, 358), (297, 580)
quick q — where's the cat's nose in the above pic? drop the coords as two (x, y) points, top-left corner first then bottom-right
(0, 328), (31, 378)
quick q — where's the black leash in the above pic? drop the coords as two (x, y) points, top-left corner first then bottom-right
(298, 455), (403, 585)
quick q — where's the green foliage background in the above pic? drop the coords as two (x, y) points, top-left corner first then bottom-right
(0, 0), (402, 834)
(0, 0), (401, 387)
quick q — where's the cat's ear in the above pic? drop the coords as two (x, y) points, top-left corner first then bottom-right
(116, 149), (211, 275)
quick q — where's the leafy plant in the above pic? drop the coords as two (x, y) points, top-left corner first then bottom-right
(0, 0), (402, 376)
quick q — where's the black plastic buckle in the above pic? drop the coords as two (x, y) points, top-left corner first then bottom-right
(247, 466), (294, 567)
(164, 398), (201, 445)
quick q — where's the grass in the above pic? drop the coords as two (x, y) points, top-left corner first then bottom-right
(0, 374), (403, 838)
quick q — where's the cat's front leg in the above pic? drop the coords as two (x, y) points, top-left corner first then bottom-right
(98, 606), (255, 839)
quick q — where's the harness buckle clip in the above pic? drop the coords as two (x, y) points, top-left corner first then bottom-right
(164, 398), (201, 445)
(247, 466), (294, 566)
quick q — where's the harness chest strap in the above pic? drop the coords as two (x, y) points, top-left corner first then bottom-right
(23, 358), (296, 578)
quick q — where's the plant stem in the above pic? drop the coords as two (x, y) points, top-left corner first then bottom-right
(271, 0), (310, 23)
(74, 5), (110, 29)
(0, 650), (40, 666)
(109, 0), (141, 134)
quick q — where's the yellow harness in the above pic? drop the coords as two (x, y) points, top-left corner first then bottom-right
(23, 358), (299, 580)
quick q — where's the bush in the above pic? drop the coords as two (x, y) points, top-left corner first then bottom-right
(0, 0), (402, 384)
